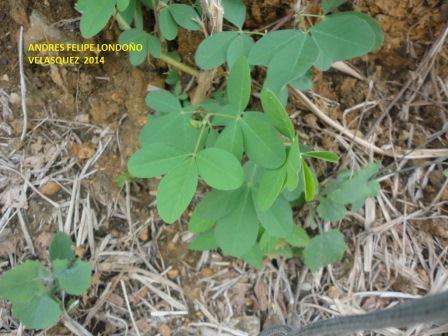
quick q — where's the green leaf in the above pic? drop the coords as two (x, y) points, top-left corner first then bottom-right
(332, 12), (384, 51)
(248, 30), (299, 65)
(117, 0), (131, 11)
(188, 190), (237, 233)
(49, 232), (75, 262)
(169, 4), (201, 31)
(118, 29), (161, 65)
(282, 179), (304, 202)
(317, 197), (347, 221)
(53, 260), (92, 295)
(255, 166), (287, 210)
(118, 0), (136, 26)
(196, 147), (244, 190)
(286, 138), (301, 191)
(128, 144), (190, 178)
(156, 158), (198, 224)
(260, 88), (294, 139)
(265, 33), (318, 92)
(259, 232), (292, 258)
(79, 0), (116, 38)
(289, 70), (314, 91)
(12, 294), (61, 329)
(189, 230), (218, 251)
(159, 7), (178, 41)
(0, 261), (46, 304)
(226, 34), (254, 69)
(256, 196), (294, 238)
(310, 14), (376, 64)
(303, 230), (346, 272)
(302, 159), (316, 202)
(215, 120), (244, 160)
(242, 244), (263, 269)
(241, 112), (286, 169)
(145, 90), (182, 113)
(215, 188), (259, 257)
(322, 0), (347, 13)
(222, 0), (246, 28)
(195, 32), (239, 69)
(139, 113), (198, 152)
(302, 151), (339, 163)
(285, 225), (309, 247)
(227, 56), (251, 112)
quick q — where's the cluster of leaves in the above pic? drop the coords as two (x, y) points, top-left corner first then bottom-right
(127, 57), (379, 269)
(0, 233), (91, 329)
(195, 1), (383, 102)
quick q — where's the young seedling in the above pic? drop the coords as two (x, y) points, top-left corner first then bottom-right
(0, 233), (92, 329)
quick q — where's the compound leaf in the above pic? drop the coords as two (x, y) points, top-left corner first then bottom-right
(222, 0), (246, 28)
(12, 294), (61, 330)
(285, 225), (310, 247)
(196, 147), (244, 190)
(128, 144), (190, 178)
(259, 232), (292, 258)
(242, 243), (263, 269)
(117, 0), (131, 11)
(317, 197), (347, 221)
(241, 112), (286, 169)
(215, 120), (244, 160)
(256, 196), (294, 238)
(118, 29), (161, 65)
(285, 138), (301, 191)
(215, 188), (259, 257)
(80, 0), (117, 38)
(159, 7), (178, 41)
(156, 157), (198, 224)
(302, 151), (339, 163)
(303, 230), (346, 272)
(49, 232), (75, 262)
(195, 32), (239, 69)
(53, 260), (92, 295)
(227, 56), (251, 112)
(322, 0), (347, 13)
(0, 261), (46, 304)
(169, 4), (201, 31)
(260, 88), (294, 139)
(145, 90), (182, 113)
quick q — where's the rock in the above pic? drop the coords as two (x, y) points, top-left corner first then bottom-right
(39, 181), (61, 196)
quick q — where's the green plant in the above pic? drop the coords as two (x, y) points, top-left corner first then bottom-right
(0, 233), (92, 329)
(76, 0), (382, 270)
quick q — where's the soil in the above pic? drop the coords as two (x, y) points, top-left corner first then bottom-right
(0, 0), (447, 335)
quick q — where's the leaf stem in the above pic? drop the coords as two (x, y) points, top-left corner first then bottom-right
(193, 122), (208, 155)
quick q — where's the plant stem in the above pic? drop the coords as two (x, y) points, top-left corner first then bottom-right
(193, 122), (208, 155)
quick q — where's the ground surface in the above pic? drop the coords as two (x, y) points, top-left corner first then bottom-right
(0, 0), (448, 335)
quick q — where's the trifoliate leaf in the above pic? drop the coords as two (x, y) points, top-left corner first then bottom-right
(285, 225), (310, 247)
(302, 151), (339, 163)
(259, 232), (292, 258)
(285, 138), (301, 191)
(241, 112), (286, 169)
(128, 144), (190, 178)
(0, 261), (46, 304)
(118, 29), (161, 65)
(321, 0), (347, 13)
(215, 187), (259, 257)
(303, 230), (346, 272)
(159, 7), (178, 41)
(289, 70), (314, 91)
(49, 232), (75, 262)
(145, 90), (182, 113)
(196, 147), (244, 190)
(169, 4), (201, 31)
(79, 0), (117, 38)
(195, 32), (239, 69)
(317, 197), (347, 221)
(156, 157), (198, 224)
(117, 0), (131, 11)
(256, 196), (294, 238)
(222, 0), (246, 28)
(12, 294), (61, 329)
(53, 259), (92, 295)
